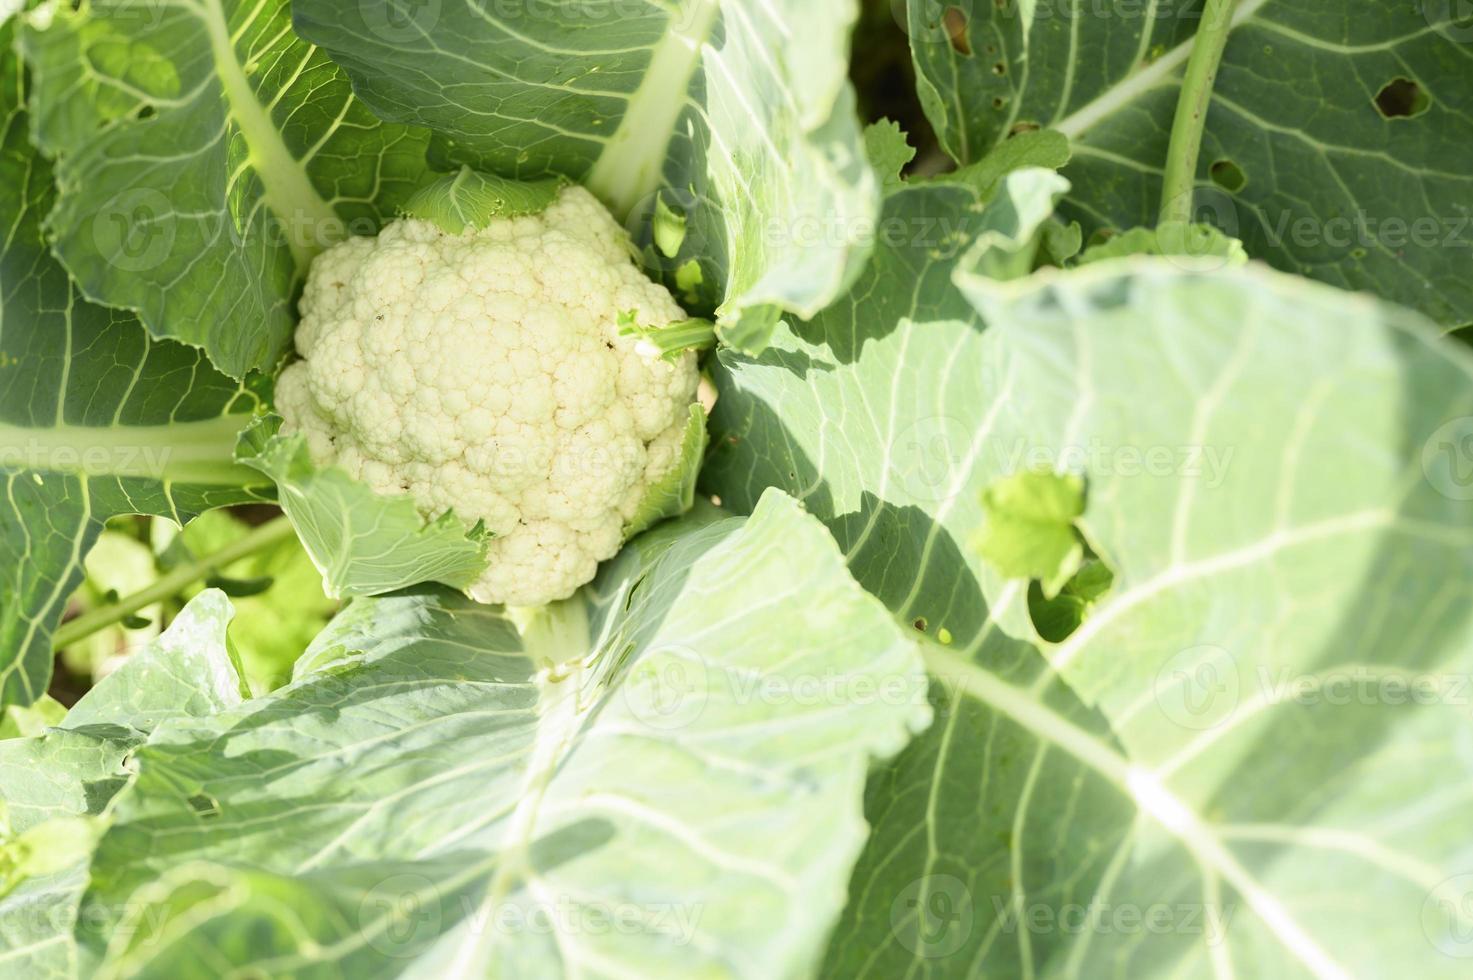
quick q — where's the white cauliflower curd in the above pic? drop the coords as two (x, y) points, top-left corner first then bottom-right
(275, 184), (700, 606)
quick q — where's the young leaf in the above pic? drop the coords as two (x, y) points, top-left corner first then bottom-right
(623, 404), (710, 539)
(974, 469), (1086, 597)
(236, 418), (490, 600)
(1077, 223), (1248, 266)
(863, 119), (917, 194)
(403, 166), (563, 234)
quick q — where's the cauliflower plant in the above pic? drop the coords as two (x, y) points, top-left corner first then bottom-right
(275, 184), (700, 606)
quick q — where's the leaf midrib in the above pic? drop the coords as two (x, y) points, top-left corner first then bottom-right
(0, 414), (257, 484)
(921, 642), (1353, 980)
(584, 0), (720, 217)
(195, 0), (336, 268)
(1053, 0), (1274, 140)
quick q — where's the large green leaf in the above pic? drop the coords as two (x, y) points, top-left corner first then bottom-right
(0, 20), (270, 710)
(707, 175), (1132, 977)
(904, 0), (1473, 327)
(706, 172), (1473, 974)
(17, 0), (430, 377)
(0, 591), (244, 978)
(68, 491), (929, 976)
(292, 0), (879, 336)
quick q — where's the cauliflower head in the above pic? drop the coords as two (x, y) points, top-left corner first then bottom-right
(275, 185), (700, 606)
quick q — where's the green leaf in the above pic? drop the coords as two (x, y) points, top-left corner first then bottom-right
(863, 119), (917, 194)
(402, 166), (563, 234)
(293, 0), (879, 336)
(905, 0), (1473, 328)
(706, 181), (1133, 977)
(958, 168), (1070, 282)
(707, 166), (1473, 974)
(163, 511), (335, 693)
(1078, 223), (1248, 267)
(236, 419), (490, 600)
(618, 317), (718, 362)
(716, 303), (786, 357)
(0, 591), (243, 976)
(1027, 557), (1114, 643)
(974, 469), (1086, 597)
(69, 492), (928, 976)
(0, 697), (65, 740)
(0, 22), (269, 710)
(1038, 216), (1083, 266)
(929, 127), (1071, 200)
(652, 194), (688, 259)
(623, 404), (709, 539)
(17, 0), (431, 377)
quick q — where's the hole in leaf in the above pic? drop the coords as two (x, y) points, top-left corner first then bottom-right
(1008, 121), (1041, 137)
(1209, 159), (1247, 193)
(991, 61), (1007, 76)
(991, 96), (1007, 110)
(1374, 77), (1430, 119)
(912, 617), (928, 633)
(135, 105), (155, 121)
(942, 7), (972, 56)
(186, 793), (221, 818)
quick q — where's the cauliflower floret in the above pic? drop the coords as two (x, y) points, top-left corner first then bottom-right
(277, 185), (700, 606)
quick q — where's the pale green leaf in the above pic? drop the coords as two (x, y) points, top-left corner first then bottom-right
(706, 170), (1473, 975)
(974, 469), (1086, 597)
(1077, 223), (1248, 267)
(72, 492), (929, 977)
(864, 119), (917, 194)
(236, 419), (490, 600)
(402, 166), (563, 234)
(623, 405), (709, 539)
(0, 591), (243, 977)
